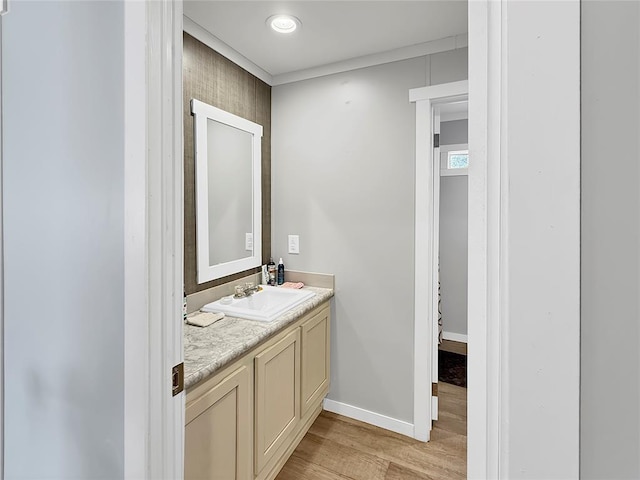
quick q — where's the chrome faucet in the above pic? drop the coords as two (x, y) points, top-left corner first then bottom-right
(244, 283), (260, 296)
(234, 282), (260, 298)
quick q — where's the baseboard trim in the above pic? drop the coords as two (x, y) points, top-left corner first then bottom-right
(322, 398), (414, 438)
(442, 331), (468, 343)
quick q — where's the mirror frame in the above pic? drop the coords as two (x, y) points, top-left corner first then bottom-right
(191, 99), (263, 283)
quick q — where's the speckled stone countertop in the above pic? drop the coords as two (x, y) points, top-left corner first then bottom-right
(184, 286), (334, 390)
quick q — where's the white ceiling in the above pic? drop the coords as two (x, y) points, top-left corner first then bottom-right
(439, 100), (468, 121)
(183, 1), (468, 83)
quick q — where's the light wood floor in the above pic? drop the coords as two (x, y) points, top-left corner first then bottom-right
(439, 339), (467, 356)
(276, 382), (467, 480)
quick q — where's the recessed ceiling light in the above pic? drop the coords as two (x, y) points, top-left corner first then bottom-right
(266, 14), (301, 34)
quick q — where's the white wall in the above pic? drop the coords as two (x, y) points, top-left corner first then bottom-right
(440, 119), (468, 146)
(439, 175), (468, 338)
(272, 50), (467, 424)
(581, 2), (640, 478)
(3, 3), (126, 477)
(439, 120), (468, 338)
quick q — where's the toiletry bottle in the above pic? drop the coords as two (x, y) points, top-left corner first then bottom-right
(277, 258), (285, 285)
(183, 288), (187, 323)
(267, 257), (276, 286)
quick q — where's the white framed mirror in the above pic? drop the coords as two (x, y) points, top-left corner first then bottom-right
(191, 99), (263, 283)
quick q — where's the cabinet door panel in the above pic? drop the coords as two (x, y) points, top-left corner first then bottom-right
(255, 329), (300, 474)
(301, 307), (330, 416)
(185, 366), (250, 480)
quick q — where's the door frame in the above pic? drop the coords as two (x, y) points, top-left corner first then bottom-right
(467, 1), (505, 476)
(135, 1), (579, 478)
(124, 1), (184, 478)
(410, 81), (468, 442)
(467, 1), (581, 477)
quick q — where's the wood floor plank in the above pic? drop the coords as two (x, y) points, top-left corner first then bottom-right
(439, 382), (467, 411)
(276, 453), (352, 480)
(433, 413), (466, 438)
(384, 462), (438, 480)
(436, 383), (467, 436)
(290, 432), (389, 480)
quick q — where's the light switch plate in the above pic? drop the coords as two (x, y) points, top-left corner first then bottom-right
(288, 235), (300, 254)
(245, 233), (253, 251)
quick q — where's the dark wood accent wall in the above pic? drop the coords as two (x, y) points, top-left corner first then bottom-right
(183, 32), (271, 294)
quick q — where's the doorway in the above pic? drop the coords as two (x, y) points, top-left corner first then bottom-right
(409, 80), (468, 442)
(436, 101), (469, 390)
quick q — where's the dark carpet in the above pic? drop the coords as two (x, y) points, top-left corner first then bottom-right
(438, 350), (467, 388)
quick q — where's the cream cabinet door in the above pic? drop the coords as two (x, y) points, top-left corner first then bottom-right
(254, 329), (301, 474)
(185, 365), (251, 480)
(300, 306), (330, 416)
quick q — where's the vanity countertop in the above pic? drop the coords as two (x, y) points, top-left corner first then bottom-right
(184, 286), (334, 390)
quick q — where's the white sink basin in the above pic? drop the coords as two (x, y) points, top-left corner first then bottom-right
(201, 285), (315, 322)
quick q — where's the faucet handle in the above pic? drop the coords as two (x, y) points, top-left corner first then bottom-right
(234, 285), (246, 298)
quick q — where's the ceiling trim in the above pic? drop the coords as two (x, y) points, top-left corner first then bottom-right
(183, 16), (274, 85)
(272, 33), (468, 86)
(183, 15), (467, 87)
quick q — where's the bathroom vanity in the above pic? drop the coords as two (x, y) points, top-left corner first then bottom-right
(184, 94), (334, 479)
(183, 286), (333, 480)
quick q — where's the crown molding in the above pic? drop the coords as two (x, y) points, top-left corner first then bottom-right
(183, 16), (274, 85)
(272, 34), (468, 86)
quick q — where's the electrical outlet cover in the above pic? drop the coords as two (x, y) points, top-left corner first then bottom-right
(288, 235), (299, 254)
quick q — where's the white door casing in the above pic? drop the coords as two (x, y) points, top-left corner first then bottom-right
(147, 1), (185, 478)
(467, 1), (580, 478)
(410, 80), (468, 442)
(431, 106), (440, 423)
(467, 1), (499, 476)
(124, 1), (184, 478)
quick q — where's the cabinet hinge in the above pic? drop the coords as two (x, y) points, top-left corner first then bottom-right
(433, 133), (440, 148)
(172, 362), (184, 396)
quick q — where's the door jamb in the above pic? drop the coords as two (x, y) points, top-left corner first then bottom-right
(467, 1), (505, 477)
(410, 80), (468, 442)
(123, 2), (148, 477)
(124, 1), (184, 478)
(146, 1), (185, 478)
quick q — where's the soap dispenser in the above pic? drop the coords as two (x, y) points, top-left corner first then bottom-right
(277, 258), (285, 285)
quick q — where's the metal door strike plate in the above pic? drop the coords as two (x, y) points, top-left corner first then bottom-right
(172, 363), (184, 396)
